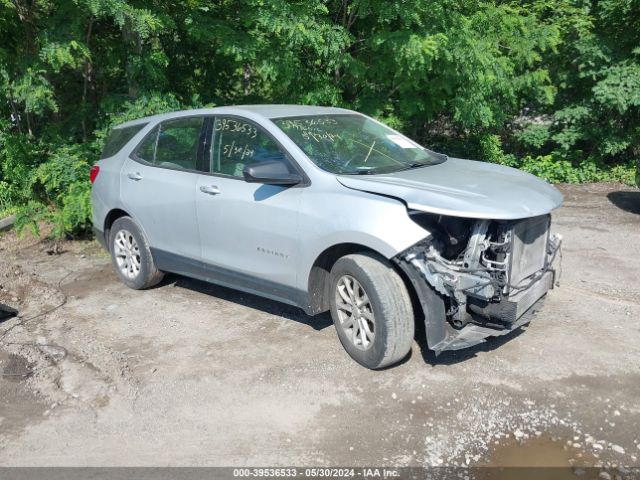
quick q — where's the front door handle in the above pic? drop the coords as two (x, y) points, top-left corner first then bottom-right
(199, 185), (221, 195)
(127, 172), (142, 181)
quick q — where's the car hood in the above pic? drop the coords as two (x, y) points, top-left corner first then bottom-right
(336, 157), (563, 220)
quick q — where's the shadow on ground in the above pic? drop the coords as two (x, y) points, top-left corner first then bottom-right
(607, 191), (640, 215)
(164, 274), (334, 331)
(159, 273), (530, 367)
(0, 303), (18, 323)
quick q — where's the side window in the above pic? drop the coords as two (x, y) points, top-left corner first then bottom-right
(135, 126), (158, 163)
(133, 117), (205, 171)
(101, 123), (147, 159)
(210, 117), (292, 177)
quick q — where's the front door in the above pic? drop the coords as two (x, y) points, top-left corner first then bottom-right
(121, 116), (207, 261)
(196, 116), (303, 302)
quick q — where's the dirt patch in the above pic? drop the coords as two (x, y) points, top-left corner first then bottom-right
(0, 349), (46, 441)
(0, 349), (32, 380)
(61, 264), (117, 299)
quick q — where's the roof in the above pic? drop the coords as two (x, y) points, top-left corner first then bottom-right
(115, 104), (355, 129)
(235, 104), (353, 118)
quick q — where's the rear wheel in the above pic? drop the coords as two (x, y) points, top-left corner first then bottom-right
(109, 217), (164, 290)
(329, 253), (414, 369)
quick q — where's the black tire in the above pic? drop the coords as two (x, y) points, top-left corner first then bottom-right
(108, 216), (164, 290)
(329, 253), (415, 369)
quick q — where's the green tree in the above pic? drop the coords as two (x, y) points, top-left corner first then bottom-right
(0, 0), (637, 239)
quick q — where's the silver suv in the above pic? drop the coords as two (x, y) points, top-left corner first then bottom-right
(91, 105), (563, 369)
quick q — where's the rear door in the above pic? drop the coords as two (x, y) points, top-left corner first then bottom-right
(121, 116), (207, 261)
(195, 116), (303, 299)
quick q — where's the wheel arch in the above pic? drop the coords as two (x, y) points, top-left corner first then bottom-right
(305, 242), (422, 320)
(103, 208), (132, 249)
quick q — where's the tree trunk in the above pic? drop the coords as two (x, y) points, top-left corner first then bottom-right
(123, 16), (142, 99)
(81, 16), (94, 142)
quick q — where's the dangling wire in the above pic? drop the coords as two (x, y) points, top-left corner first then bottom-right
(0, 270), (73, 377)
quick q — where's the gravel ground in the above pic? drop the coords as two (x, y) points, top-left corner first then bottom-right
(0, 183), (639, 469)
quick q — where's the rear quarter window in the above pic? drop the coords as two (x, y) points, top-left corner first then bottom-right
(101, 124), (147, 159)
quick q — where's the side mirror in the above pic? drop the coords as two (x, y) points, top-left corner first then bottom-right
(243, 160), (302, 186)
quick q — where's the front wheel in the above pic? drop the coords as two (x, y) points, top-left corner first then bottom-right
(108, 216), (164, 290)
(329, 253), (415, 369)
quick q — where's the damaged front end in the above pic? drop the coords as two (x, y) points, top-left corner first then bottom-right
(395, 213), (562, 354)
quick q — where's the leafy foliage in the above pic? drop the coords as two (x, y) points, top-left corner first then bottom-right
(0, 0), (638, 238)
(17, 145), (94, 239)
(482, 133), (636, 184)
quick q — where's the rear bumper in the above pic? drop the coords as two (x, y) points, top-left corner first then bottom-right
(93, 227), (108, 251)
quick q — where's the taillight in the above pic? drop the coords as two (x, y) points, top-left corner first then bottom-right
(90, 165), (100, 184)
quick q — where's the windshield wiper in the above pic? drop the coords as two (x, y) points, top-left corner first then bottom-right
(396, 162), (429, 171)
(396, 157), (448, 172)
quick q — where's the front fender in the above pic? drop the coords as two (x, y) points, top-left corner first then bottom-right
(296, 185), (430, 292)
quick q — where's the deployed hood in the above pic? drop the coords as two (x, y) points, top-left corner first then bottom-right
(337, 157), (563, 220)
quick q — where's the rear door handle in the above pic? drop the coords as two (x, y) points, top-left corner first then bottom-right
(127, 172), (142, 181)
(199, 185), (221, 195)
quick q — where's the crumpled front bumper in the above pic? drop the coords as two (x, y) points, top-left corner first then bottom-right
(432, 275), (552, 353)
(467, 270), (555, 323)
(395, 233), (561, 354)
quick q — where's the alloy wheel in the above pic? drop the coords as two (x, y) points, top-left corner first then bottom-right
(113, 229), (141, 279)
(335, 275), (375, 350)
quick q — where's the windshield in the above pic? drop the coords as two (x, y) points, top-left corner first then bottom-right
(273, 114), (445, 175)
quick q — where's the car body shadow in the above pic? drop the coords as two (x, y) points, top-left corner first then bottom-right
(161, 274), (333, 331)
(0, 303), (18, 323)
(607, 191), (640, 215)
(157, 274), (527, 365)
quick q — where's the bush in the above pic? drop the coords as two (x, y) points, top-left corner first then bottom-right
(518, 155), (636, 185)
(6, 93), (188, 241)
(478, 134), (519, 168)
(479, 134), (637, 185)
(14, 144), (93, 239)
(0, 126), (46, 210)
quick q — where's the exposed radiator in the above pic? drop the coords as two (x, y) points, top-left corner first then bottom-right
(508, 215), (550, 290)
